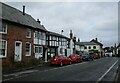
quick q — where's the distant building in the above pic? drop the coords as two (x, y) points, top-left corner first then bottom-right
(116, 43), (120, 57)
(75, 41), (85, 55)
(79, 38), (103, 56)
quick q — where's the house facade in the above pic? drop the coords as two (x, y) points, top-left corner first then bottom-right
(33, 24), (47, 60)
(46, 31), (70, 61)
(80, 38), (103, 56)
(75, 41), (85, 55)
(1, 3), (47, 71)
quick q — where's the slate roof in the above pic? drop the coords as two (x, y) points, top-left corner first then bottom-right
(1, 2), (47, 31)
(75, 42), (85, 46)
(90, 39), (103, 46)
(47, 31), (70, 39)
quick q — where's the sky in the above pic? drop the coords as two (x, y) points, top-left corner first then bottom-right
(4, 1), (118, 47)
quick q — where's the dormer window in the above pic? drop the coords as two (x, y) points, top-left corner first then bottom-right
(0, 22), (7, 34)
(26, 29), (31, 38)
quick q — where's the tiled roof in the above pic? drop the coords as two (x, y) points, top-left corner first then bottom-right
(75, 42), (85, 46)
(80, 42), (98, 45)
(90, 39), (103, 46)
(1, 2), (47, 31)
(47, 31), (70, 39)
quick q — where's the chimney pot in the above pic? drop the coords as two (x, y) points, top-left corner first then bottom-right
(95, 38), (98, 41)
(78, 38), (80, 42)
(23, 5), (25, 15)
(37, 19), (41, 24)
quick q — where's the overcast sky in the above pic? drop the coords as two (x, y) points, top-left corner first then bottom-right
(5, 1), (118, 47)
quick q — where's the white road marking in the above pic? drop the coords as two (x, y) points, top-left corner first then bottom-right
(97, 60), (118, 82)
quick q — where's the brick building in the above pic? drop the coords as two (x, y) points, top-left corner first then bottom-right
(0, 2), (47, 71)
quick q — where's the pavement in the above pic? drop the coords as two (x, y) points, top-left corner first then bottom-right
(2, 57), (119, 82)
(114, 58), (120, 83)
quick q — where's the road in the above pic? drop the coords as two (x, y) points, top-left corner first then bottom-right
(2, 57), (120, 82)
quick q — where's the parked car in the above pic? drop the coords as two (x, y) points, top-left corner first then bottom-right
(50, 54), (72, 66)
(82, 52), (94, 61)
(105, 52), (112, 57)
(69, 54), (82, 63)
(93, 53), (100, 59)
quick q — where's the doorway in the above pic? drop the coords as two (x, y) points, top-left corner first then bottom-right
(15, 41), (22, 62)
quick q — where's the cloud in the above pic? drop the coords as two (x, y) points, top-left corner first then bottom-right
(5, 2), (118, 47)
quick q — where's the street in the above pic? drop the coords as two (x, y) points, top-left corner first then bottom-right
(3, 57), (119, 82)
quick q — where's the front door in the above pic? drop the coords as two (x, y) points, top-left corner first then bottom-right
(15, 41), (22, 62)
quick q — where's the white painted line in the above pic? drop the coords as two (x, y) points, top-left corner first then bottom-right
(97, 60), (118, 82)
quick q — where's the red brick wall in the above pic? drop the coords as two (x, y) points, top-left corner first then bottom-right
(1, 21), (34, 71)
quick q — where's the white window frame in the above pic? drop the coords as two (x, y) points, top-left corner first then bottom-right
(26, 42), (31, 56)
(0, 22), (7, 34)
(34, 31), (38, 38)
(26, 29), (31, 38)
(0, 39), (7, 58)
(34, 46), (43, 54)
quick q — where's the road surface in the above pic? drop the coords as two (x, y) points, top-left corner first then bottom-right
(2, 57), (119, 82)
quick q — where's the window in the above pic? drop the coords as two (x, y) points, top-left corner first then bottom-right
(35, 46), (43, 53)
(26, 29), (31, 38)
(89, 46), (91, 49)
(34, 31), (38, 38)
(84, 46), (87, 49)
(93, 46), (96, 49)
(49, 36), (51, 40)
(0, 40), (7, 58)
(0, 22), (7, 34)
(26, 42), (31, 56)
(57, 37), (58, 41)
(41, 32), (46, 40)
(46, 36), (48, 40)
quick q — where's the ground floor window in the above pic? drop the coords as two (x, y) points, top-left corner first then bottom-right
(60, 48), (65, 55)
(47, 48), (58, 59)
(34, 46), (43, 59)
(0, 39), (7, 58)
(35, 46), (43, 53)
(26, 42), (31, 56)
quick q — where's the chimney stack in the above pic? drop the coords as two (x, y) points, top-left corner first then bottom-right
(70, 30), (73, 39)
(78, 38), (80, 42)
(23, 5), (25, 15)
(95, 38), (98, 41)
(37, 19), (41, 24)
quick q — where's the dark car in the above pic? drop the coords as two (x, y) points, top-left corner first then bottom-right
(50, 54), (72, 66)
(82, 52), (94, 61)
(69, 54), (83, 63)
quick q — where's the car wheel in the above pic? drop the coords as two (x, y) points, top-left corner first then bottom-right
(69, 61), (72, 65)
(60, 62), (63, 67)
